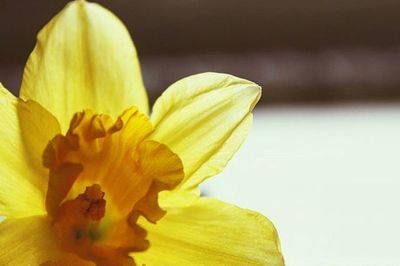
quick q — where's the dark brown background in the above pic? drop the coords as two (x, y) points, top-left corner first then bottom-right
(1, 0), (400, 104)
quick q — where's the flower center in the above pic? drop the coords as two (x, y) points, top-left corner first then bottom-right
(76, 184), (106, 221)
(53, 184), (106, 259)
(43, 107), (184, 265)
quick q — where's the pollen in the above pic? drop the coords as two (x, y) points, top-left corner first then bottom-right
(52, 184), (109, 263)
(77, 184), (106, 221)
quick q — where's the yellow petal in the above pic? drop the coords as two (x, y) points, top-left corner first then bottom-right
(0, 216), (63, 265)
(135, 197), (284, 265)
(20, 0), (149, 132)
(0, 84), (60, 218)
(150, 73), (260, 193)
(130, 140), (185, 222)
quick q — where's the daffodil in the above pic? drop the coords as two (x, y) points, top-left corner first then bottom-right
(0, 0), (284, 265)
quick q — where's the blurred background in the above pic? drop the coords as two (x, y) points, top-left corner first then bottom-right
(2, 0), (400, 103)
(1, 1), (400, 265)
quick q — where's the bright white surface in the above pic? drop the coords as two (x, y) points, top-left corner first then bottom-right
(202, 104), (400, 266)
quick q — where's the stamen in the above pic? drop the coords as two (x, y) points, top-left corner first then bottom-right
(77, 184), (106, 221)
(44, 108), (184, 264)
(53, 184), (107, 261)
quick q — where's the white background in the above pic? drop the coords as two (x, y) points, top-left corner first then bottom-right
(202, 104), (400, 266)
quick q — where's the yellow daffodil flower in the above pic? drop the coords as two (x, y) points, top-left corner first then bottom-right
(0, 0), (284, 265)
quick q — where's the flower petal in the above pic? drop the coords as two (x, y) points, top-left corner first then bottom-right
(0, 84), (60, 218)
(150, 73), (260, 193)
(135, 197), (284, 265)
(20, 0), (149, 132)
(0, 216), (63, 265)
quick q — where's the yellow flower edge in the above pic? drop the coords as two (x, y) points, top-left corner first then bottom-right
(0, 1), (285, 265)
